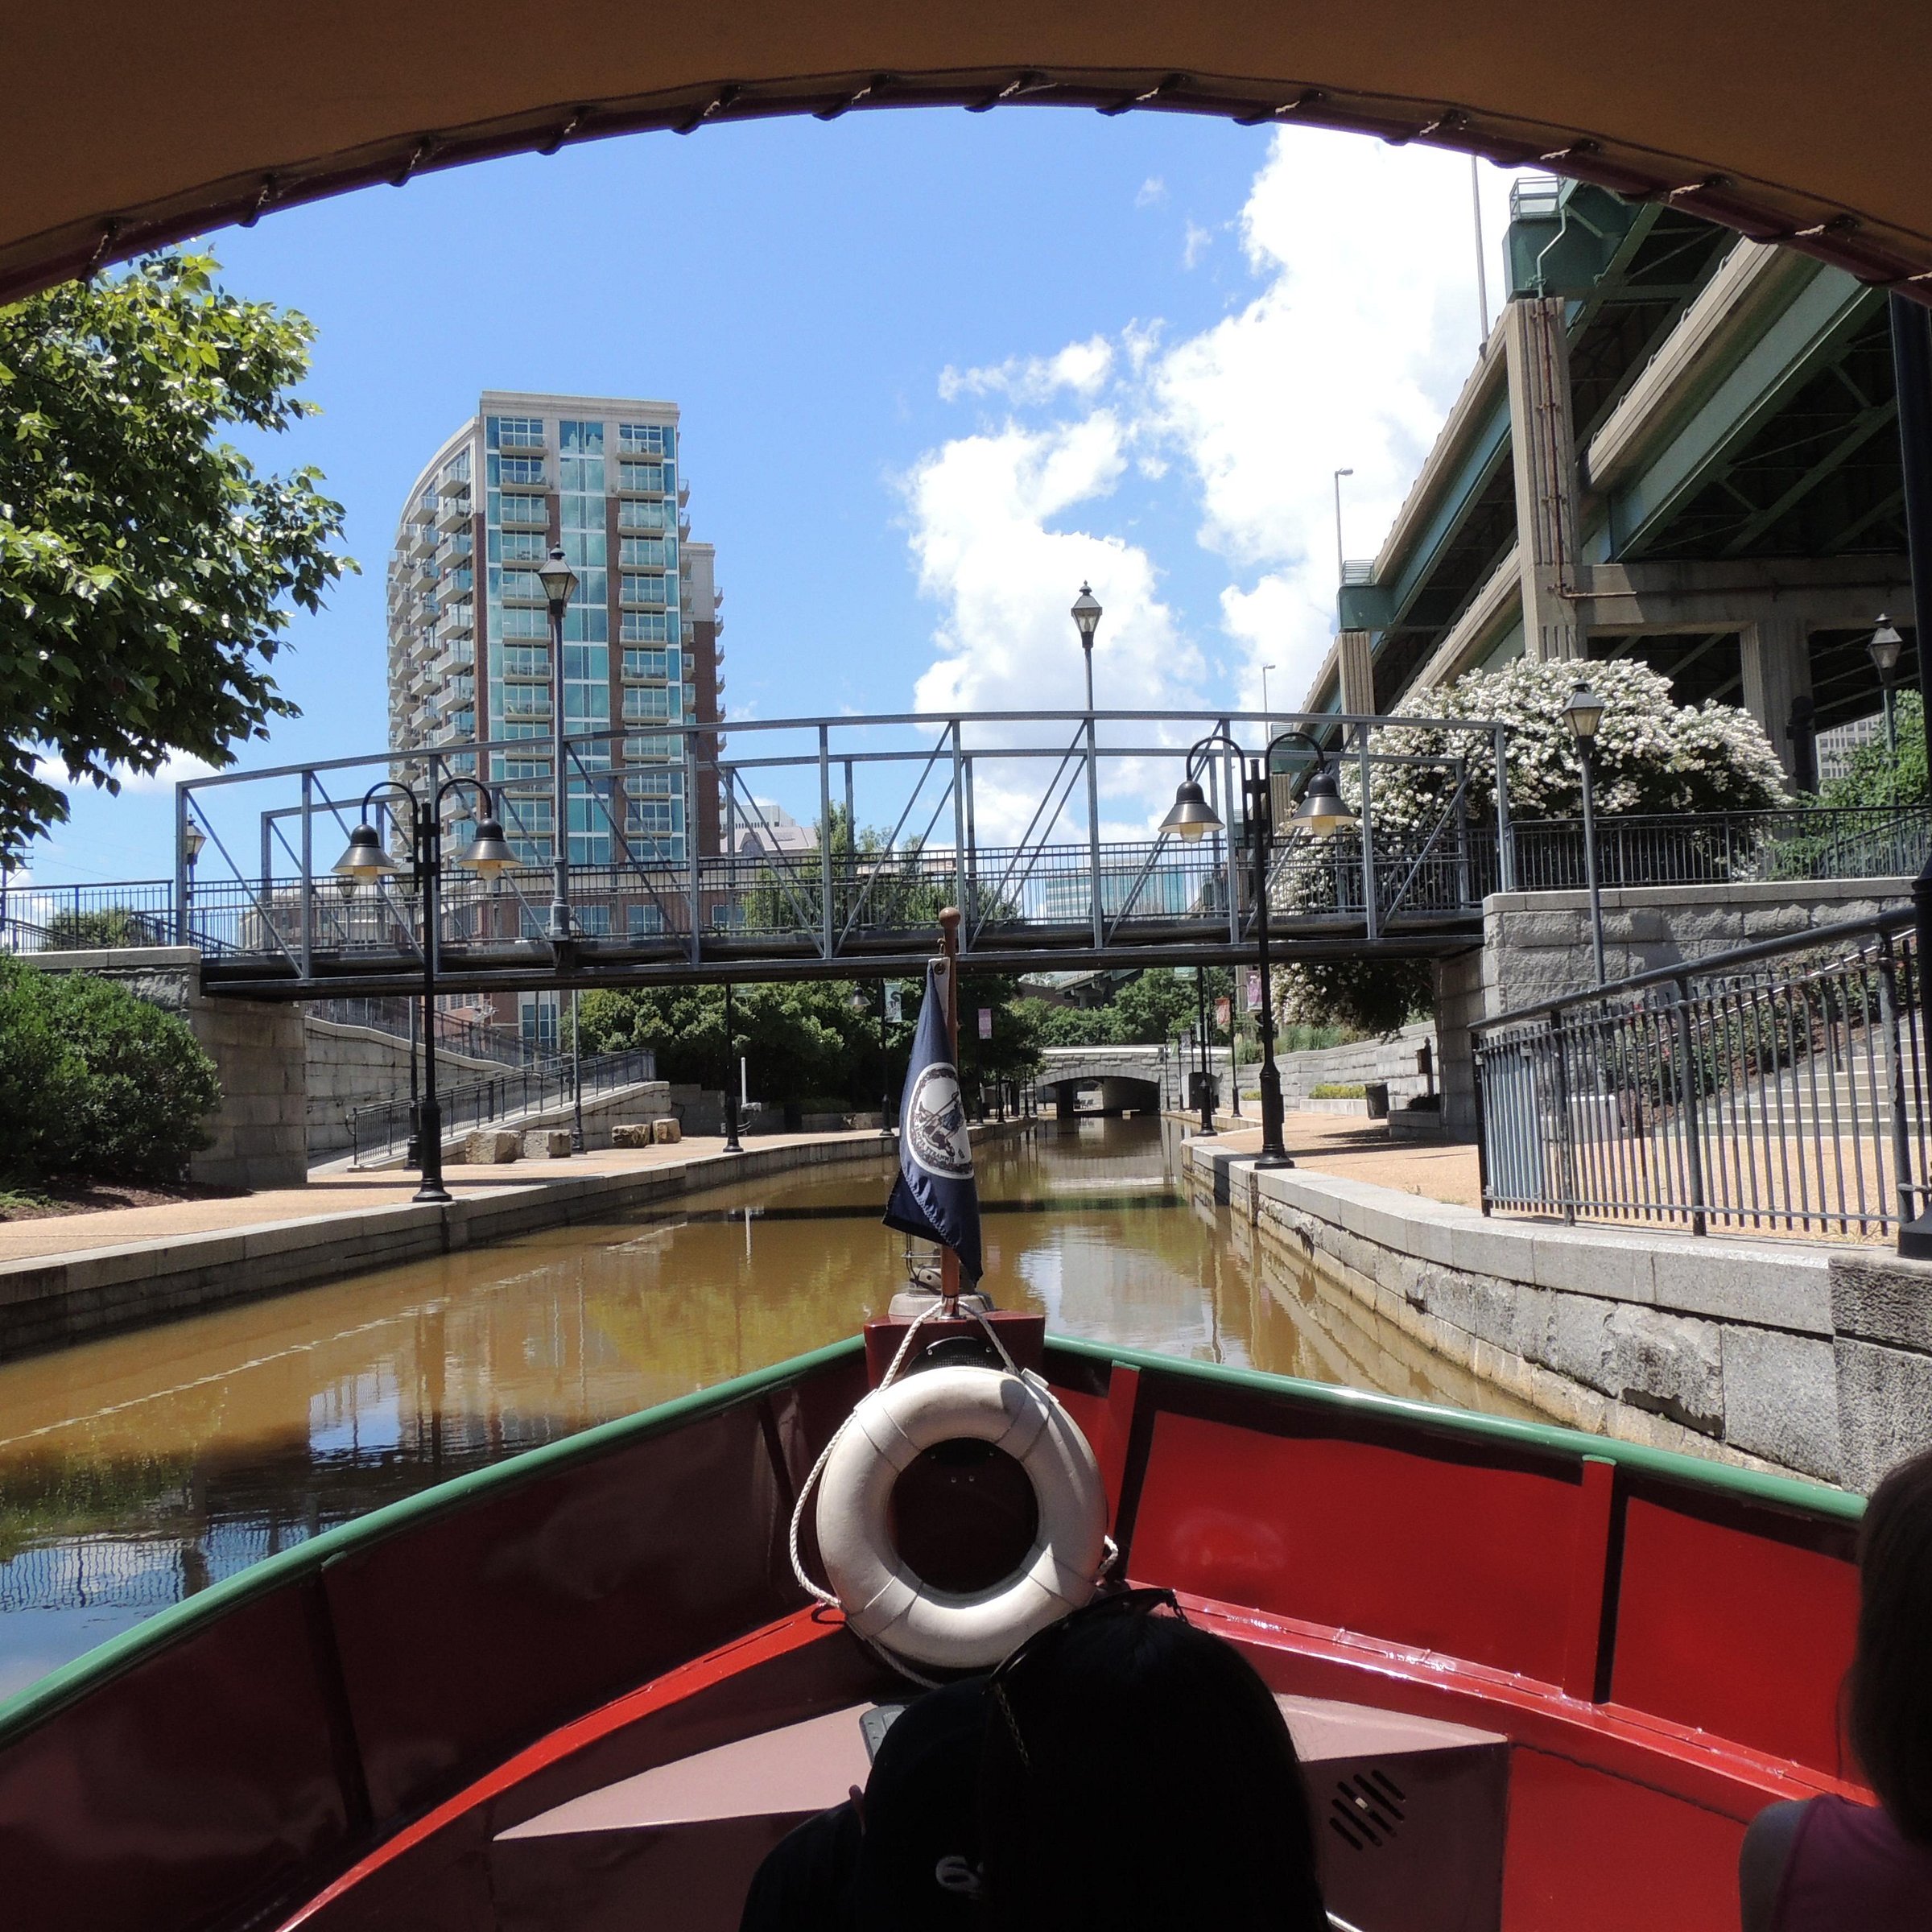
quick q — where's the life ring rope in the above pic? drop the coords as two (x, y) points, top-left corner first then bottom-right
(786, 1302), (1113, 1686)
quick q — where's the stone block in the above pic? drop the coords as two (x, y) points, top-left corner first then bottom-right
(652, 1118), (682, 1144)
(462, 1128), (522, 1165)
(1835, 1337), (1932, 1494)
(1722, 1326), (1841, 1481)
(1831, 1251), (1932, 1352)
(611, 1123), (654, 1149)
(1542, 1293), (1617, 1395)
(522, 1129), (572, 1159)
(1604, 1304), (1724, 1436)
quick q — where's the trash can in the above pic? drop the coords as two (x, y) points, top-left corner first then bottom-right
(1364, 1080), (1391, 1120)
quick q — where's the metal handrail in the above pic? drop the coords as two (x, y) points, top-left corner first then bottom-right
(348, 1045), (658, 1163)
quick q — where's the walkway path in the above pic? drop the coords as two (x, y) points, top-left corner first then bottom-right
(1198, 1114), (1482, 1210)
(0, 1131), (869, 1268)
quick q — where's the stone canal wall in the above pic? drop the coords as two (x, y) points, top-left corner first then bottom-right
(1188, 1143), (1929, 1492)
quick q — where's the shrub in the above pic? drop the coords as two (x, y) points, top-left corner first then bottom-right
(0, 958), (220, 1183)
(1309, 1082), (1366, 1099)
(43, 906), (168, 949)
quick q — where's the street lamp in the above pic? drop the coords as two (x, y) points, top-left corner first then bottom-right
(334, 777), (514, 1202)
(179, 822), (205, 943)
(1071, 584), (1104, 948)
(1564, 683), (1608, 988)
(1871, 615), (1905, 762)
(1161, 727), (1356, 1166)
(537, 545), (578, 948)
(721, 980), (742, 1153)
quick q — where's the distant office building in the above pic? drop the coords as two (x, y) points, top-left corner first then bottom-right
(386, 390), (725, 1042)
(733, 798), (815, 857)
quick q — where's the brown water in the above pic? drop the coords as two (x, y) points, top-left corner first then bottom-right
(0, 1118), (1538, 1699)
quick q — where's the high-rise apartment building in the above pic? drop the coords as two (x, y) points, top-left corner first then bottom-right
(386, 389), (724, 870)
(386, 390), (725, 1041)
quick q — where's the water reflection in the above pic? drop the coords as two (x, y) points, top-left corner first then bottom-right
(0, 1117), (1543, 1695)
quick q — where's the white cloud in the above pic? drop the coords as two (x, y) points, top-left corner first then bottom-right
(903, 130), (1523, 822)
(33, 749), (220, 795)
(937, 336), (1114, 407)
(1181, 220), (1213, 270)
(1136, 176), (1167, 209)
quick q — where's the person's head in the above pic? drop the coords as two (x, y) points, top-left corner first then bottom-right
(978, 1591), (1327, 1932)
(1849, 1445), (1932, 1841)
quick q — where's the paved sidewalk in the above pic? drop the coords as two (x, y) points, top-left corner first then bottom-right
(0, 1132), (871, 1266)
(1199, 1113), (1483, 1210)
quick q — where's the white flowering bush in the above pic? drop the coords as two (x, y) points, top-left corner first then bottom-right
(1364, 656), (1785, 830)
(1276, 657), (1787, 1032)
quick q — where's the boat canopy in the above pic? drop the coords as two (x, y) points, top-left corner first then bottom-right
(5, 0), (1932, 303)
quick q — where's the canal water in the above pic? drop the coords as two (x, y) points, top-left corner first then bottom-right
(0, 1118), (1538, 1699)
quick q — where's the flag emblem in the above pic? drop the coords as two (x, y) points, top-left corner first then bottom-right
(906, 1061), (972, 1179)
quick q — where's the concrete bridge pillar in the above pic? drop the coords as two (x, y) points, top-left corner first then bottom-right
(1055, 1087), (1077, 1121)
(1740, 610), (1816, 784)
(1505, 297), (1583, 663)
(1337, 629), (1377, 715)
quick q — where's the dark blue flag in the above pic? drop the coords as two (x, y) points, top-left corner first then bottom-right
(883, 963), (983, 1283)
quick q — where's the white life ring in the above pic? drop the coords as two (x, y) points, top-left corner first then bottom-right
(815, 1364), (1108, 1671)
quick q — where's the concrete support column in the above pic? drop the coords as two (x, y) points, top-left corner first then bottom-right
(1337, 629), (1377, 716)
(1504, 298), (1583, 662)
(1740, 611), (1815, 784)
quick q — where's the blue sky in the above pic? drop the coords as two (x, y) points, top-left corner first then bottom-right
(25, 112), (1521, 881)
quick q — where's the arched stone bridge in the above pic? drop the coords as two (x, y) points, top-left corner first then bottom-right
(1034, 1045), (1231, 1118)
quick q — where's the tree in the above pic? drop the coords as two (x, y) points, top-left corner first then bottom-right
(1816, 691), (1928, 809)
(1277, 657), (1787, 1031)
(0, 250), (353, 847)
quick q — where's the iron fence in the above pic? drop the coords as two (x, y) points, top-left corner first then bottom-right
(348, 1045), (658, 1164)
(1474, 911), (1928, 1240)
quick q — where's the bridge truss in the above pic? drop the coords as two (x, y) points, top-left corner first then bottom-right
(157, 708), (1508, 1001)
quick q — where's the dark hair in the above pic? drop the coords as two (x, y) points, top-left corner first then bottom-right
(1849, 1445), (1932, 1842)
(978, 1608), (1328, 1931)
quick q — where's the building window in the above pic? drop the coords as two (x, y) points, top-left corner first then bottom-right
(487, 416), (543, 451)
(493, 529), (547, 562)
(618, 460), (665, 493)
(629, 904), (666, 936)
(622, 646), (671, 682)
(489, 455), (547, 487)
(630, 766), (679, 797)
(621, 611), (670, 643)
(620, 536), (667, 568)
(618, 423), (674, 456)
(497, 492), (547, 526)
(557, 455), (605, 493)
(617, 500), (667, 534)
(502, 646), (550, 679)
(498, 606), (547, 639)
(621, 572), (669, 605)
(625, 734), (678, 761)
(622, 685), (682, 723)
(559, 420), (605, 452)
(625, 799), (684, 836)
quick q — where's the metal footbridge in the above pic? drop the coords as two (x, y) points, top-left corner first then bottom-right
(140, 708), (1501, 1001)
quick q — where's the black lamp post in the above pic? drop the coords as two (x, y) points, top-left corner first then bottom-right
(1195, 964), (1215, 1134)
(1564, 683), (1608, 987)
(721, 980), (742, 1153)
(1071, 584), (1104, 948)
(537, 546), (578, 948)
(179, 823), (204, 944)
(334, 778), (514, 1202)
(1871, 615), (1905, 763)
(1162, 728), (1356, 1167)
